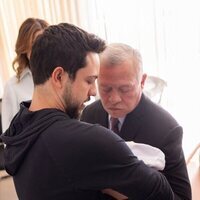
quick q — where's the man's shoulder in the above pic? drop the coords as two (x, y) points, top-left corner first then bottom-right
(48, 119), (116, 146)
(81, 99), (104, 116)
(84, 99), (102, 111)
(125, 95), (180, 135)
(141, 95), (178, 124)
(81, 99), (107, 125)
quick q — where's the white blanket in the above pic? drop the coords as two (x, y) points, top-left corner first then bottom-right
(126, 141), (165, 170)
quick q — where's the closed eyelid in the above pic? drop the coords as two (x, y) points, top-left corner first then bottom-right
(100, 86), (112, 92)
(86, 76), (97, 83)
(119, 86), (132, 91)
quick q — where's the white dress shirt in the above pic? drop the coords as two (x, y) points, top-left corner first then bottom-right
(1, 68), (33, 132)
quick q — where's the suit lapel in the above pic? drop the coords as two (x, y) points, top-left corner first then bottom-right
(120, 114), (142, 140)
(119, 94), (146, 141)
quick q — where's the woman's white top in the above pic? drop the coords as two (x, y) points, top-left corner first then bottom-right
(1, 68), (34, 132)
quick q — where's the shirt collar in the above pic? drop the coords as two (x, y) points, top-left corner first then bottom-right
(108, 115), (126, 130)
(19, 67), (32, 81)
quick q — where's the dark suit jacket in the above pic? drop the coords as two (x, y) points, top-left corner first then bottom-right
(81, 94), (191, 200)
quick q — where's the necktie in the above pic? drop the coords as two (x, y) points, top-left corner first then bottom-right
(110, 117), (120, 134)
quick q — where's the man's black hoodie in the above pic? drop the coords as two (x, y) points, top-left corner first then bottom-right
(1, 101), (66, 176)
(0, 102), (176, 200)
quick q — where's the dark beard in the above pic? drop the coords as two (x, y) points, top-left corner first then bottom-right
(62, 81), (83, 119)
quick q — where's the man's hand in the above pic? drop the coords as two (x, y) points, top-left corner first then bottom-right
(102, 188), (128, 200)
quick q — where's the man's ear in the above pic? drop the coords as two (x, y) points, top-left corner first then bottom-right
(141, 73), (147, 89)
(51, 67), (67, 88)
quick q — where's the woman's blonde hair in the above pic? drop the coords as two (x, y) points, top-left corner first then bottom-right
(12, 18), (49, 81)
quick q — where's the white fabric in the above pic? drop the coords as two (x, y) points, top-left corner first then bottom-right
(126, 141), (165, 171)
(1, 68), (33, 132)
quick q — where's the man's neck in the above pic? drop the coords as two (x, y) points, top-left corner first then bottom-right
(29, 86), (64, 112)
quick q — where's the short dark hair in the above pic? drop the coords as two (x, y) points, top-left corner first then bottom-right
(30, 23), (106, 85)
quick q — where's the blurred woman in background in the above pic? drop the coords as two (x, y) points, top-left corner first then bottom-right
(1, 18), (49, 133)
